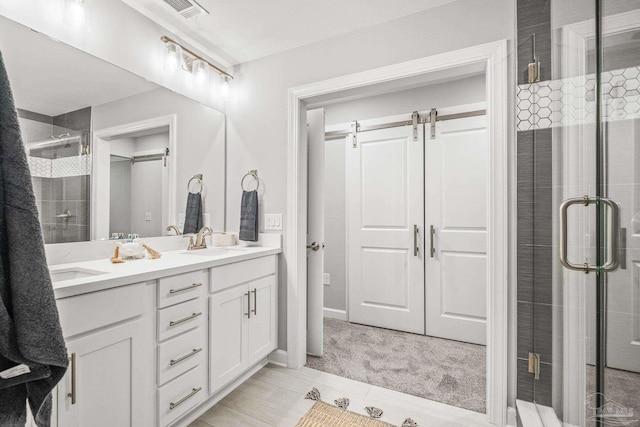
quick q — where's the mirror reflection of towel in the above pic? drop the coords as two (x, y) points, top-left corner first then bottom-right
(239, 190), (258, 242)
(183, 192), (203, 234)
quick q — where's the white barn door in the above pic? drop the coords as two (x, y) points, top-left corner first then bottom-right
(347, 125), (425, 334)
(425, 115), (488, 345)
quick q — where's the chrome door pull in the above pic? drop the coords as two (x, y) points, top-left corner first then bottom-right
(559, 196), (620, 273)
(245, 292), (251, 318)
(67, 352), (77, 405)
(169, 312), (202, 327)
(170, 348), (203, 366)
(414, 225), (420, 256)
(169, 283), (202, 294)
(429, 225), (436, 258)
(169, 387), (202, 410)
(251, 288), (257, 315)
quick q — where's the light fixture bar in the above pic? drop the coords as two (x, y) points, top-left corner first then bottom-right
(161, 36), (233, 79)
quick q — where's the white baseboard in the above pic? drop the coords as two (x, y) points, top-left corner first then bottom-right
(268, 349), (288, 367)
(323, 307), (347, 321)
(507, 406), (517, 427)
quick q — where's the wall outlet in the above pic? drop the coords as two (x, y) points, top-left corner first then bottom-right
(323, 273), (330, 285)
(203, 213), (211, 227)
(178, 213), (185, 227)
(145, 212), (152, 222)
(264, 213), (283, 231)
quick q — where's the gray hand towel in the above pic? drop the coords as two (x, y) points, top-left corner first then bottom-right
(0, 51), (68, 427)
(183, 192), (203, 234)
(239, 190), (259, 242)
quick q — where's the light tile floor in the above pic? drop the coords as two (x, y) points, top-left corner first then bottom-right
(190, 364), (492, 427)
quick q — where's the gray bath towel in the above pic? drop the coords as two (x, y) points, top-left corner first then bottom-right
(239, 190), (258, 242)
(183, 192), (203, 234)
(0, 52), (68, 427)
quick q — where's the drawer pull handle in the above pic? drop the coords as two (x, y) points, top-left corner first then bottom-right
(169, 283), (203, 294)
(169, 312), (202, 327)
(67, 352), (77, 405)
(170, 348), (203, 366)
(169, 387), (202, 410)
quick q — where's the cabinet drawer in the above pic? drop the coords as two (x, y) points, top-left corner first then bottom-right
(157, 270), (207, 309)
(158, 366), (205, 427)
(158, 328), (205, 386)
(157, 298), (205, 342)
(57, 282), (147, 338)
(210, 255), (276, 293)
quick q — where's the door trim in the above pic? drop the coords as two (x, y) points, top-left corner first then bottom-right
(286, 40), (511, 425)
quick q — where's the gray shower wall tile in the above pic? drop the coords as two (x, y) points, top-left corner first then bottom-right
(517, 358), (535, 402)
(518, 301), (534, 359)
(534, 361), (553, 407)
(53, 107), (91, 132)
(533, 302), (553, 363)
(516, 0), (550, 29)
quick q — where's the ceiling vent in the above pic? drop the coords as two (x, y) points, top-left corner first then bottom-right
(163, 0), (209, 19)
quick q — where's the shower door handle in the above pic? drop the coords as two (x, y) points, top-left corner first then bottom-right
(559, 196), (619, 273)
(600, 198), (620, 272)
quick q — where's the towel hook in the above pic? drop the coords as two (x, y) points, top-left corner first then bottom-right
(187, 174), (203, 194)
(241, 170), (259, 191)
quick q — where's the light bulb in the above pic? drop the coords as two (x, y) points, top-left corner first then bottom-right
(221, 78), (229, 98)
(164, 42), (182, 75)
(192, 59), (210, 87)
(65, 0), (87, 30)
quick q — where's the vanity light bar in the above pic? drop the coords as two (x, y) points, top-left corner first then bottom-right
(160, 36), (233, 79)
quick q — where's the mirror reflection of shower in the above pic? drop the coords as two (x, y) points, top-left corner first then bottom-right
(20, 107), (92, 244)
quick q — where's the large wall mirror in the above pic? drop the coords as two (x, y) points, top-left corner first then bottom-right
(0, 15), (226, 243)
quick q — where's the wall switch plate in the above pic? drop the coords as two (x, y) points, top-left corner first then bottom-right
(264, 214), (283, 231)
(323, 273), (330, 285)
(178, 213), (185, 227)
(203, 213), (211, 227)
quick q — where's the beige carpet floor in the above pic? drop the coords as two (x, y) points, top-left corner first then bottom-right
(306, 318), (486, 413)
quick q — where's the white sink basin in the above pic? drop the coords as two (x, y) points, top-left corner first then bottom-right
(50, 268), (107, 283)
(181, 247), (250, 257)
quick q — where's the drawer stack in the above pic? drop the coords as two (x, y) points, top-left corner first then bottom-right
(156, 270), (208, 427)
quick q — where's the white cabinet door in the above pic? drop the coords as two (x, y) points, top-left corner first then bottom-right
(425, 115), (488, 345)
(347, 125), (425, 334)
(248, 275), (277, 364)
(209, 285), (249, 393)
(57, 317), (152, 427)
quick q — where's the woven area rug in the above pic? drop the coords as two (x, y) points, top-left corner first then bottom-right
(295, 388), (418, 427)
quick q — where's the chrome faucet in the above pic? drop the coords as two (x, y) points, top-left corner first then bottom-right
(166, 225), (182, 236)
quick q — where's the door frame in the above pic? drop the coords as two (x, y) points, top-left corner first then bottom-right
(286, 40), (510, 425)
(91, 115), (177, 240)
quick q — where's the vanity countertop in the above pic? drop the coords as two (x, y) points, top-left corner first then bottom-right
(50, 246), (281, 299)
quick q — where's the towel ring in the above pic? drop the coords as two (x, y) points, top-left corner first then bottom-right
(241, 170), (259, 191)
(188, 174), (203, 194)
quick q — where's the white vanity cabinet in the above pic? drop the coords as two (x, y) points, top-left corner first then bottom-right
(209, 255), (277, 394)
(55, 282), (154, 427)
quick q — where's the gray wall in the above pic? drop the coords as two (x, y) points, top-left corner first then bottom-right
(320, 76), (486, 313)
(109, 158), (132, 235)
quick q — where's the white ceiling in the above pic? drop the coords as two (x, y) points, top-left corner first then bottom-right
(122, 0), (458, 66)
(0, 16), (158, 117)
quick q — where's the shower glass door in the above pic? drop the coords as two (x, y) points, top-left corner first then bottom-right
(543, 0), (640, 425)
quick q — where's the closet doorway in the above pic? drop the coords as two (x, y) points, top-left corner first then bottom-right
(305, 69), (490, 413)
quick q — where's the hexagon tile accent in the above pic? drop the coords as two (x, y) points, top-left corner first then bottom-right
(27, 154), (91, 178)
(517, 66), (640, 131)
